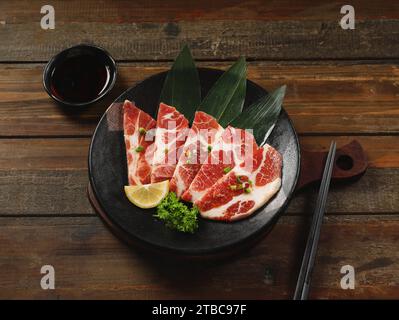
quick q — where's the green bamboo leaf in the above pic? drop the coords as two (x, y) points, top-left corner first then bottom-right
(218, 76), (246, 127)
(159, 45), (201, 122)
(199, 57), (247, 127)
(230, 85), (286, 145)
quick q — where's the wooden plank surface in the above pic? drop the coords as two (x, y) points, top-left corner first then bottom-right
(1, 0), (398, 300)
(0, 215), (398, 299)
(1, 168), (397, 216)
(1, 62), (399, 136)
(2, 0), (398, 23)
(1, 1), (399, 61)
(0, 136), (397, 216)
(1, 135), (398, 171)
(3, 20), (399, 62)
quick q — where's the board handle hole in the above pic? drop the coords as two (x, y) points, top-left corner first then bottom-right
(336, 155), (354, 171)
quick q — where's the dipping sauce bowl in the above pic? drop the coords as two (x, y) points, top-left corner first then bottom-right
(43, 44), (117, 107)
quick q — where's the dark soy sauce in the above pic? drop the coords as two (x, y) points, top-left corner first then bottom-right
(50, 55), (110, 104)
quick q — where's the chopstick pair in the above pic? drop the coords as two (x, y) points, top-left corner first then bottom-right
(293, 141), (337, 300)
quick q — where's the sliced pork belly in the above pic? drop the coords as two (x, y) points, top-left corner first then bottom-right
(170, 111), (224, 197)
(181, 126), (257, 203)
(195, 144), (282, 221)
(151, 103), (189, 183)
(123, 100), (156, 185)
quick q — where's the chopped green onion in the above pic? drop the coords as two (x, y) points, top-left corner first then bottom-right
(236, 176), (243, 183)
(135, 146), (144, 152)
(207, 145), (212, 152)
(223, 166), (232, 174)
(244, 187), (251, 193)
(138, 127), (146, 135)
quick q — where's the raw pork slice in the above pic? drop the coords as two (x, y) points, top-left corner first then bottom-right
(195, 144), (282, 221)
(123, 100), (156, 185)
(151, 103), (189, 183)
(181, 126), (258, 203)
(170, 111), (224, 197)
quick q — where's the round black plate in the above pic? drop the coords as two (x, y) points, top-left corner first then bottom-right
(89, 68), (300, 257)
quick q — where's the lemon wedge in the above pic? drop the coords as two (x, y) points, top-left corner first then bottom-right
(124, 180), (169, 209)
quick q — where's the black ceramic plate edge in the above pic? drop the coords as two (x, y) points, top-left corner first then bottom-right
(88, 68), (300, 256)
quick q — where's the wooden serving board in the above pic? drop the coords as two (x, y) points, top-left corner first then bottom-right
(296, 140), (368, 190)
(87, 140), (368, 259)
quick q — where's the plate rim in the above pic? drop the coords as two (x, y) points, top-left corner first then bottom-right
(88, 67), (301, 256)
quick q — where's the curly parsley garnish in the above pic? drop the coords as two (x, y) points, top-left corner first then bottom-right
(155, 192), (199, 233)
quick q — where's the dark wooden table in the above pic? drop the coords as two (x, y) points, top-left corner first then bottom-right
(0, 1), (398, 299)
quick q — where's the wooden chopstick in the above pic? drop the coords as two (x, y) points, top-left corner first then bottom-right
(293, 141), (337, 300)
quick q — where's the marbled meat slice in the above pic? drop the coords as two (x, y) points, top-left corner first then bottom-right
(151, 103), (189, 183)
(181, 126), (257, 203)
(195, 144), (282, 221)
(170, 111), (224, 197)
(123, 100), (156, 185)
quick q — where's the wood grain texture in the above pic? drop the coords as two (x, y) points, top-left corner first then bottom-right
(0, 136), (397, 171)
(1, 62), (399, 136)
(2, 21), (399, 62)
(299, 136), (399, 169)
(0, 0), (398, 299)
(0, 168), (397, 216)
(0, 215), (398, 299)
(2, 0), (398, 23)
(0, 139), (89, 170)
(0, 1), (399, 61)
(0, 136), (397, 216)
